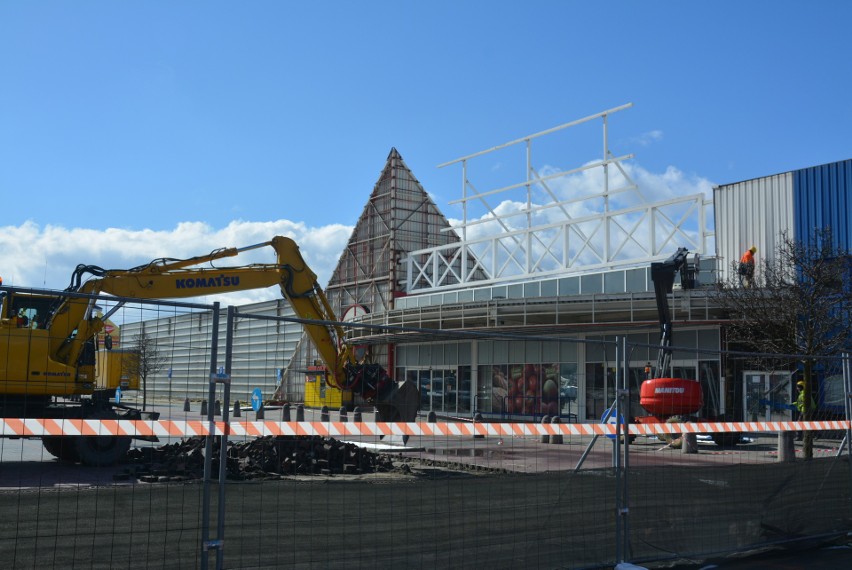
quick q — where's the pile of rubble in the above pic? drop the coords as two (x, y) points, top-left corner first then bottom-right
(121, 436), (398, 482)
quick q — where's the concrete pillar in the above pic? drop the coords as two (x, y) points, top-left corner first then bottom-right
(473, 412), (484, 439)
(183, 398), (191, 412)
(296, 404), (305, 421)
(778, 431), (796, 462)
(549, 416), (564, 445)
(339, 407), (348, 422)
(232, 401), (241, 418)
(320, 406), (329, 422)
(681, 432), (698, 454)
(281, 403), (291, 422)
(541, 415), (552, 443)
(256, 404), (265, 420)
(353, 407), (362, 423)
(200, 399), (208, 416)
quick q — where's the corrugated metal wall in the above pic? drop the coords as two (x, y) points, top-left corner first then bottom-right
(715, 158), (852, 281)
(122, 299), (304, 402)
(713, 172), (794, 282)
(793, 158), (852, 250)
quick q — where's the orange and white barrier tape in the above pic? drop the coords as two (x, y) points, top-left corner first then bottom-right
(0, 418), (849, 438)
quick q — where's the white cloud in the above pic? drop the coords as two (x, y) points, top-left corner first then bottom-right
(629, 129), (664, 147)
(449, 161), (714, 232)
(0, 220), (353, 307)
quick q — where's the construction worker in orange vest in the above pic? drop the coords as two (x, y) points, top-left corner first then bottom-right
(738, 245), (757, 287)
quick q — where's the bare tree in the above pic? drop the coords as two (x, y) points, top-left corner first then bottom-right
(714, 228), (852, 458)
(123, 331), (168, 411)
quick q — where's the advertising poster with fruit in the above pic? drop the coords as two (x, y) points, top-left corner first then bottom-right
(540, 363), (560, 416)
(490, 365), (509, 413)
(490, 362), (578, 416)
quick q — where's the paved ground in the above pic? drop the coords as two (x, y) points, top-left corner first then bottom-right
(1, 398), (850, 569)
(663, 543), (852, 569)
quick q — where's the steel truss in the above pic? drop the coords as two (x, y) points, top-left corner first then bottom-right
(404, 103), (713, 292)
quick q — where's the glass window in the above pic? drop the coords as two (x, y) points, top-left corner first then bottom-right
(672, 330), (698, 360)
(476, 367), (491, 414)
(697, 329), (720, 351)
(458, 366), (472, 414)
(493, 341), (508, 363)
(419, 370), (432, 411)
(604, 271), (624, 294)
(671, 365), (696, 381)
(444, 343), (458, 365)
(524, 282), (540, 298)
(627, 366), (649, 419)
(509, 341), (525, 363)
(698, 360), (722, 418)
(458, 342), (471, 365)
(488, 364), (509, 414)
(625, 268), (648, 293)
(396, 345), (412, 366)
(525, 342), (540, 363)
(627, 333), (651, 363)
(540, 363), (559, 416)
(559, 363), (579, 420)
(581, 273), (603, 294)
(542, 341), (559, 362)
(586, 336), (616, 362)
(540, 279), (558, 297)
(585, 363), (616, 421)
(442, 369), (457, 413)
(473, 288), (491, 301)
(506, 364), (526, 414)
(560, 341), (578, 362)
(559, 276), (580, 296)
(477, 342), (493, 365)
(431, 346), (444, 366)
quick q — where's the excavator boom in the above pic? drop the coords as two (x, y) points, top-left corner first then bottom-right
(0, 235), (416, 465)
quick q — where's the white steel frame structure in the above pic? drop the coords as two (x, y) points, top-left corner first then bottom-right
(404, 104), (714, 292)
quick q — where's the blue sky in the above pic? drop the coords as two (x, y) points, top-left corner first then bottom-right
(1, 1), (850, 302)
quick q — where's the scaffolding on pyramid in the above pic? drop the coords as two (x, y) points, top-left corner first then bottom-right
(275, 148), (460, 403)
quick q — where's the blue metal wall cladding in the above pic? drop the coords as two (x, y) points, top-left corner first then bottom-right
(793, 158), (852, 250)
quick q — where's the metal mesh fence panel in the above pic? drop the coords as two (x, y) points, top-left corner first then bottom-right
(1, 292), (851, 569)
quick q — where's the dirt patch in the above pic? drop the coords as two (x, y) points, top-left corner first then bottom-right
(121, 435), (400, 482)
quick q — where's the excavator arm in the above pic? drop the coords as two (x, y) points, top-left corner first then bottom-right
(48, 237), (355, 390)
(4, 235), (416, 466)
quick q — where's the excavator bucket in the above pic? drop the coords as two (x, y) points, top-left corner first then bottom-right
(375, 379), (420, 423)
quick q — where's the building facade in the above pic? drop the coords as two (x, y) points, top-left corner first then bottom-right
(127, 107), (850, 423)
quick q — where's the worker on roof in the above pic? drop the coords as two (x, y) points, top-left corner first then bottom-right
(738, 245), (757, 287)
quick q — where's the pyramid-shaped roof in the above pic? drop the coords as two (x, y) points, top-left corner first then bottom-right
(326, 147), (459, 315)
(276, 149), (460, 399)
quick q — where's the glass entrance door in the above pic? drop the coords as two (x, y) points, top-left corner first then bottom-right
(585, 363), (616, 421)
(743, 371), (793, 422)
(418, 369), (459, 414)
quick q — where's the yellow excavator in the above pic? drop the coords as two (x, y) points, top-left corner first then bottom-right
(0, 236), (418, 465)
